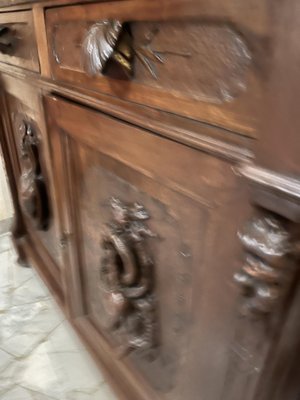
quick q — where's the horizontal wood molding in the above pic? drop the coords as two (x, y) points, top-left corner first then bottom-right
(237, 163), (300, 221)
(0, 64), (253, 163)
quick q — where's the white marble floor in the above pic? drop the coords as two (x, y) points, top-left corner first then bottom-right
(0, 232), (118, 400)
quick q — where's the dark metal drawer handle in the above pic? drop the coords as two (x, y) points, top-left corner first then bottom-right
(0, 25), (15, 54)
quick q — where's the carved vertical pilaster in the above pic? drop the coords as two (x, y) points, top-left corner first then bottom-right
(223, 163), (300, 400)
(234, 213), (297, 316)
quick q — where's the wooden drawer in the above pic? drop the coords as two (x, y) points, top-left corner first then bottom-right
(2, 75), (63, 292)
(46, 0), (271, 136)
(0, 10), (40, 72)
(45, 94), (256, 400)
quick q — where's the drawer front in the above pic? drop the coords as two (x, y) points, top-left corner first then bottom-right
(45, 95), (255, 400)
(2, 75), (63, 282)
(46, 0), (270, 136)
(0, 10), (39, 72)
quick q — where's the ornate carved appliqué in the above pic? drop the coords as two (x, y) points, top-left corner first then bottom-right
(82, 20), (191, 80)
(234, 214), (296, 316)
(82, 20), (133, 78)
(18, 120), (50, 230)
(99, 198), (157, 354)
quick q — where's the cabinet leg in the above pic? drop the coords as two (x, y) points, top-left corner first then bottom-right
(12, 236), (30, 268)
(1, 114), (29, 268)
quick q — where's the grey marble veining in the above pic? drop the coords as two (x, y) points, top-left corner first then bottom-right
(0, 233), (118, 400)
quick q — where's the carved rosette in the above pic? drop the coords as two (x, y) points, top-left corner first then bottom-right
(18, 120), (50, 231)
(99, 198), (157, 354)
(234, 214), (297, 316)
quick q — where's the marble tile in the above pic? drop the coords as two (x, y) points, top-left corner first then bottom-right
(49, 350), (105, 395)
(19, 341), (65, 400)
(46, 320), (85, 353)
(30, 392), (58, 400)
(2, 386), (56, 400)
(0, 300), (64, 357)
(9, 253), (34, 289)
(0, 348), (13, 371)
(0, 217), (13, 236)
(0, 284), (13, 312)
(63, 383), (117, 400)
(0, 250), (11, 288)
(0, 230), (118, 400)
(1, 386), (35, 400)
(11, 275), (50, 306)
(19, 324), (105, 399)
(0, 233), (12, 252)
(0, 361), (23, 395)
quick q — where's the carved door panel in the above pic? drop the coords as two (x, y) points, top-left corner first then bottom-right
(44, 94), (267, 400)
(1, 75), (64, 284)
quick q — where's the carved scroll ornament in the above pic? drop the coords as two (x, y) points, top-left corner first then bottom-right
(99, 198), (157, 353)
(234, 214), (298, 316)
(82, 20), (190, 80)
(18, 120), (50, 230)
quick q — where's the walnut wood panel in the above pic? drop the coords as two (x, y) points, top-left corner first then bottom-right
(1, 75), (63, 282)
(46, 0), (271, 136)
(43, 94), (278, 400)
(0, 10), (40, 72)
(0, 1), (299, 399)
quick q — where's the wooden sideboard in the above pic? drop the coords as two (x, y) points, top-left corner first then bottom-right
(1, 1), (300, 399)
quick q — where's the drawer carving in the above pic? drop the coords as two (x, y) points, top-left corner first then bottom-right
(46, 1), (268, 133)
(18, 119), (50, 230)
(82, 19), (252, 103)
(100, 197), (157, 354)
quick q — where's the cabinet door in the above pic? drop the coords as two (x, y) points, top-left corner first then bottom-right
(45, 95), (257, 400)
(1, 75), (64, 294)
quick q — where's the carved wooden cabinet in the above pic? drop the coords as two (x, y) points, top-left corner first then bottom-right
(1, 1), (300, 400)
